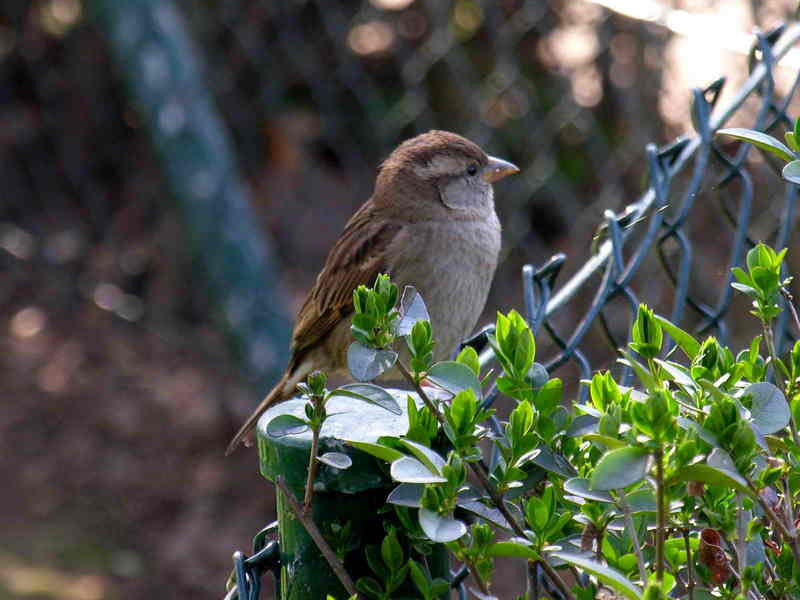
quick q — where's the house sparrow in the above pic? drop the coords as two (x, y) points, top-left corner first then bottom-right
(226, 130), (518, 454)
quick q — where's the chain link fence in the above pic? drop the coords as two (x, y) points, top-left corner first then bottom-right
(1, 1), (799, 598)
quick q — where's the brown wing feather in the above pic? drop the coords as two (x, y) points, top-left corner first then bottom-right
(288, 201), (401, 371)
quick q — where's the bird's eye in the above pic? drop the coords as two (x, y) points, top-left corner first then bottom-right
(467, 164), (478, 176)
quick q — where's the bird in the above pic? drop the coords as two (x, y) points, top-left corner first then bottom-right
(226, 130), (519, 454)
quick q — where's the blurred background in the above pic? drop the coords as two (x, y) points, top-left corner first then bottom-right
(2, 0), (800, 598)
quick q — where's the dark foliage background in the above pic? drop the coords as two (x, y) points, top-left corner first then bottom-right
(0, 0), (797, 598)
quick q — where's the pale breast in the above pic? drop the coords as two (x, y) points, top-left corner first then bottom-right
(387, 215), (501, 360)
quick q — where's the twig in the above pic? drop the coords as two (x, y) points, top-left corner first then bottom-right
(735, 493), (747, 576)
(781, 288), (800, 336)
(655, 447), (666, 582)
(618, 489), (647, 584)
(749, 478), (800, 567)
(536, 558), (575, 600)
(275, 476), (359, 598)
(784, 477), (796, 543)
(304, 408), (322, 512)
(458, 540), (491, 597)
(396, 361), (446, 426)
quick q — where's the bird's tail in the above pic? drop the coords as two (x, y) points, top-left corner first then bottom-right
(226, 372), (291, 455)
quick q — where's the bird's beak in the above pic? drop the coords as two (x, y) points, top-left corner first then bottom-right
(482, 156), (520, 183)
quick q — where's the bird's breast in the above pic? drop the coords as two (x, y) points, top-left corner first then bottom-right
(387, 215), (501, 360)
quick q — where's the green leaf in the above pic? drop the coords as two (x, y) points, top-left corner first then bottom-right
(386, 483), (424, 507)
(331, 383), (402, 415)
(456, 499), (510, 529)
(396, 286), (430, 336)
(346, 440), (406, 463)
(397, 439), (446, 474)
(717, 127), (795, 162)
(676, 417), (719, 447)
(673, 464), (752, 496)
(732, 266), (753, 286)
(783, 159), (800, 184)
(448, 389), (479, 436)
(590, 446), (651, 491)
(747, 244), (764, 271)
(531, 444), (578, 478)
(456, 346), (481, 377)
(347, 342), (398, 381)
(365, 544), (387, 578)
(534, 378), (563, 414)
(512, 324), (536, 376)
(509, 400), (535, 441)
(317, 452), (352, 469)
(488, 539), (540, 560)
(583, 433), (627, 449)
(745, 382), (790, 434)
(418, 508), (467, 542)
(631, 304), (663, 358)
(381, 529), (404, 573)
(731, 282), (759, 297)
(427, 361), (482, 398)
(618, 350), (657, 391)
(356, 576), (384, 599)
(525, 497), (550, 532)
(785, 132), (800, 153)
(550, 551), (643, 600)
(408, 559), (431, 597)
(751, 266), (779, 295)
(390, 456), (447, 483)
(563, 477), (614, 503)
(654, 359), (695, 388)
(653, 315), (700, 358)
(266, 414), (309, 437)
(431, 580), (450, 597)
(622, 489), (657, 513)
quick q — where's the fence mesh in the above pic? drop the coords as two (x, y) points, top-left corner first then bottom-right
(1, 1), (799, 598)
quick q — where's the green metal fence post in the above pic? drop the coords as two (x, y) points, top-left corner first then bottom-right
(258, 393), (448, 600)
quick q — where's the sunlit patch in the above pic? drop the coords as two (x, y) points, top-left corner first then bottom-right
(572, 66), (603, 107)
(0, 553), (107, 600)
(452, 0), (482, 39)
(585, 0), (800, 127)
(38, 0), (83, 37)
(92, 283), (144, 321)
(10, 307), (46, 339)
(93, 282), (123, 312)
(546, 26), (599, 70)
(348, 21), (395, 56)
(0, 224), (35, 260)
(370, 0), (414, 10)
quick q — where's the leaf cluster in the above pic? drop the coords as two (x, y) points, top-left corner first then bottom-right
(270, 252), (800, 599)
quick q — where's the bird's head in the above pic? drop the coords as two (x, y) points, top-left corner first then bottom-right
(374, 130), (519, 216)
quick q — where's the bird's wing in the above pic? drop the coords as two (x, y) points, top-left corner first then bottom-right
(289, 202), (401, 369)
